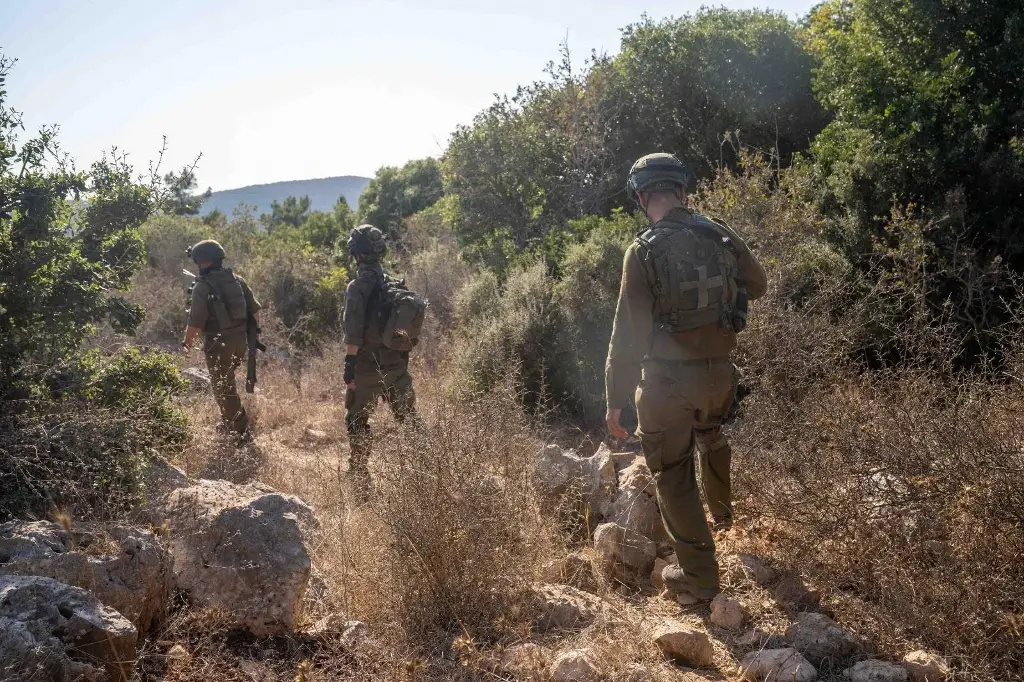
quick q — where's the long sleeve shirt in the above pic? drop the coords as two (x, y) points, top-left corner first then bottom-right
(604, 208), (768, 410)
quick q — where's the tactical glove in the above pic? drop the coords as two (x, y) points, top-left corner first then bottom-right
(344, 354), (358, 384)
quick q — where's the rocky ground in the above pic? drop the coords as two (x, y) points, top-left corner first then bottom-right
(0, 424), (952, 681)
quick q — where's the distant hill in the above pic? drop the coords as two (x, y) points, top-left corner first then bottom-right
(200, 176), (371, 217)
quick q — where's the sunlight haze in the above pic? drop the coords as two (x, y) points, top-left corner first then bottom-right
(3, 0), (819, 190)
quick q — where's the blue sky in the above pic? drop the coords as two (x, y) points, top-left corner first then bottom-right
(3, 0), (818, 191)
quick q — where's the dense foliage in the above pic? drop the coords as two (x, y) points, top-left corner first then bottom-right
(0, 55), (189, 520)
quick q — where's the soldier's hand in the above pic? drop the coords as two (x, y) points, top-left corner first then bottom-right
(606, 408), (628, 440)
(346, 381), (356, 391)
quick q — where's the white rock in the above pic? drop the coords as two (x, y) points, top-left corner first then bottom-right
(844, 659), (909, 682)
(0, 575), (137, 681)
(740, 648), (818, 682)
(534, 444), (617, 519)
(651, 620), (715, 667)
(162, 479), (319, 635)
(585, 446), (618, 518)
(0, 521), (172, 634)
(551, 649), (601, 682)
(609, 459), (666, 542)
(498, 643), (550, 680)
(902, 650), (950, 682)
(784, 612), (857, 663)
(710, 594), (749, 630)
(732, 553), (777, 585)
(593, 522), (657, 581)
(532, 584), (606, 631)
(181, 366), (211, 391)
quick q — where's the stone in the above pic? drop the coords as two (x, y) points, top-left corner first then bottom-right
(902, 650), (949, 682)
(773, 576), (821, 609)
(737, 628), (773, 648)
(542, 553), (598, 591)
(784, 612), (857, 664)
(133, 456), (192, 525)
(739, 648), (817, 682)
(0, 575), (137, 681)
(533, 584), (605, 631)
(622, 663), (652, 682)
(534, 444), (617, 519)
(609, 459), (666, 542)
(732, 553), (778, 585)
(551, 649), (601, 682)
(593, 522), (657, 582)
(0, 521), (172, 634)
(844, 660), (909, 682)
(498, 643), (550, 680)
(181, 366), (211, 391)
(651, 557), (669, 591)
(162, 479), (319, 635)
(710, 594), (749, 630)
(309, 614), (368, 646)
(651, 621), (715, 668)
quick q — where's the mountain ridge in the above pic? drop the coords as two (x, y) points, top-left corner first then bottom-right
(200, 175), (372, 217)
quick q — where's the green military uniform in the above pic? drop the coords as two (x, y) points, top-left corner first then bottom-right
(187, 267), (261, 435)
(606, 206), (767, 595)
(343, 260), (417, 491)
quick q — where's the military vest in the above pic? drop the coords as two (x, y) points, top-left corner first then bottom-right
(197, 268), (249, 333)
(635, 213), (744, 334)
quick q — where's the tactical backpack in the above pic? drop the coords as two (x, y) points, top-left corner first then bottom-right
(635, 214), (747, 334)
(374, 276), (427, 352)
(194, 268), (249, 330)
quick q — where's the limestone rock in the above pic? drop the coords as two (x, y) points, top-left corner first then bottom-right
(309, 614), (369, 646)
(784, 612), (857, 664)
(533, 584), (605, 631)
(542, 553), (598, 591)
(773, 576), (821, 609)
(622, 663), (652, 682)
(0, 575), (137, 681)
(710, 594), (749, 630)
(609, 459), (666, 542)
(551, 649), (601, 682)
(737, 628), (774, 648)
(732, 553), (778, 585)
(844, 660), (908, 682)
(739, 648), (818, 682)
(498, 643), (550, 680)
(651, 621), (715, 668)
(901, 651), (949, 682)
(534, 444), (617, 519)
(593, 522), (657, 582)
(0, 521), (172, 633)
(181, 366), (211, 391)
(162, 479), (319, 635)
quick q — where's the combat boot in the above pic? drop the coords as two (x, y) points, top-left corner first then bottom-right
(662, 564), (719, 604)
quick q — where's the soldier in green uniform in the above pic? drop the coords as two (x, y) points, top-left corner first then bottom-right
(343, 225), (417, 499)
(605, 153), (768, 603)
(182, 239), (262, 440)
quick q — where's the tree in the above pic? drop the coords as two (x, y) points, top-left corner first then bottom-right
(356, 158), (444, 242)
(261, 194), (311, 230)
(162, 168), (211, 216)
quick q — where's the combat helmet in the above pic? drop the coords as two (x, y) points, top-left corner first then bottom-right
(626, 153), (689, 204)
(187, 239), (226, 263)
(347, 224), (387, 258)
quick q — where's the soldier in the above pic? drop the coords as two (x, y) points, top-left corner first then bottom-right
(343, 224), (418, 499)
(182, 239), (262, 441)
(605, 153), (768, 603)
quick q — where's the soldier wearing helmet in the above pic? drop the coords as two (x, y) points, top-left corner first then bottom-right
(182, 239), (262, 440)
(342, 224), (417, 499)
(605, 153), (767, 603)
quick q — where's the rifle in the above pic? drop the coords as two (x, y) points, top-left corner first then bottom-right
(246, 315), (266, 393)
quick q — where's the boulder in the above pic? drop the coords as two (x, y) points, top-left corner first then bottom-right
(902, 650), (949, 682)
(542, 553), (598, 591)
(609, 459), (666, 542)
(710, 594), (749, 630)
(535, 445), (617, 519)
(0, 521), (172, 633)
(551, 649), (601, 682)
(0, 575), (137, 681)
(497, 643), (550, 681)
(593, 522), (657, 582)
(784, 612), (857, 664)
(181, 366), (211, 391)
(651, 621), (715, 668)
(533, 584), (605, 632)
(739, 648), (817, 682)
(162, 479), (319, 635)
(844, 660), (909, 682)
(133, 456), (192, 525)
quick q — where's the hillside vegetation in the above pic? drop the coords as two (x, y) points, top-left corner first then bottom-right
(2, 2), (1023, 681)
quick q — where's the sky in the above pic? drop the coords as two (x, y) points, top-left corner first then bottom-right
(3, 0), (818, 191)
